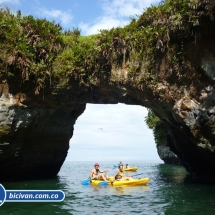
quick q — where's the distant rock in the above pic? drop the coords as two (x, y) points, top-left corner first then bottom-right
(157, 146), (181, 165)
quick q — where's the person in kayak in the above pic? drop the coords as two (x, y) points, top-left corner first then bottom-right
(112, 164), (132, 182)
(89, 163), (109, 181)
(125, 164), (130, 168)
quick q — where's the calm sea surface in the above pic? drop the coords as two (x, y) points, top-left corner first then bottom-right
(1, 161), (215, 215)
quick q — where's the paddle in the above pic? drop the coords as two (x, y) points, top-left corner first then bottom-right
(81, 178), (91, 185)
(81, 165), (117, 185)
(130, 173), (144, 177)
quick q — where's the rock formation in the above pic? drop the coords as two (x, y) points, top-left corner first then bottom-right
(1, 1), (215, 181)
(157, 146), (180, 165)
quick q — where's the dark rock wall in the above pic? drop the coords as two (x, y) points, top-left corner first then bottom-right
(157, 146), (180, 165)
(0, 96), (86, 180)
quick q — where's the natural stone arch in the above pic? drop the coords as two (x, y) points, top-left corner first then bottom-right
(0, 40), (215, 181)
(1, 1), (215, 181)
(0, 46), (214, 181)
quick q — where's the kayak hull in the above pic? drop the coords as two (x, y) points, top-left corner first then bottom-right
(123, 167), (138, 171)
(91, 177), (150, 186)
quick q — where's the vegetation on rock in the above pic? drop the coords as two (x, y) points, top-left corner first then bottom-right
(145, 109), (168, 146)
(0, 7), (63, 96)
(0, 0), (214, 98)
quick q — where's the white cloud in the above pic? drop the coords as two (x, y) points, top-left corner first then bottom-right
(38, 8), (73, 25)
(79, 16), (128, 35)
(80, 0), (160, 35)
(0, 0), (19, 3)
(101, 0), (145, 17)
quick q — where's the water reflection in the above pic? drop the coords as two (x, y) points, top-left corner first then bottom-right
(90, 184), (150, 195)
(156, 164), (187, 183)
(155, 164), (215, 215)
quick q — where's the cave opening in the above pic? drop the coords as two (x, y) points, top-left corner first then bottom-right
(66, 103), (162, 163)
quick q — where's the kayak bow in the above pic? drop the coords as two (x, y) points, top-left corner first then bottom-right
(123, 167), (138, 171)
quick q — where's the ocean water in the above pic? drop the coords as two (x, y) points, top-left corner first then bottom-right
(1, 161), (215, 215)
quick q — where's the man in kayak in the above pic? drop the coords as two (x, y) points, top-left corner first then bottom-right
(89, 163), (109, 181)
(112, 163), (132, 182)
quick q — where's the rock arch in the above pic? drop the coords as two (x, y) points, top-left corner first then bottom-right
(1, 1), (215, 181)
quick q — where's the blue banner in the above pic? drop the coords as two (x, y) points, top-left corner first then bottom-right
(6, 190), (65, 202)
(0, 184), (65, 205)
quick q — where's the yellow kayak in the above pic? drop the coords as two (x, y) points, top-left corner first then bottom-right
(123, 167), (138, 171)
(91, 177), (150, 186)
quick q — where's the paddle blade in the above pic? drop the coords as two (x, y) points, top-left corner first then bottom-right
(81, 178), (91, 185)
(112, 165), (118, 170)
(98, 181), (109, 185)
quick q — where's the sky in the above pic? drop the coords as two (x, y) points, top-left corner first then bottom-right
(69, 103), (162, 162)
(1, 0), (160, 35)
(0, 0), (162, 163)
